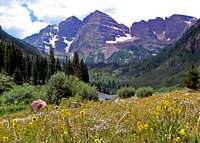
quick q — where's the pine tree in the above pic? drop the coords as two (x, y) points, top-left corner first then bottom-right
(0, 42), (4, 72)
(32, 56), (39, 85)
(23, 55), (32, 82)
(48, 48), (56, 79)
(39, 57), (48, 84)
(72, 51), (80, 76)
(79, 59), (89, 82)
(65, 57), (73, 76)
(6, 44), (15, 75)
(184, 65), (200, 90)
(14, 48), (23, 71)
(55, 58), (61, 72)
(13, 68), (24, 85)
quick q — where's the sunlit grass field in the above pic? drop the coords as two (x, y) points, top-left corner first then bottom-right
(1, 89), (200, 142)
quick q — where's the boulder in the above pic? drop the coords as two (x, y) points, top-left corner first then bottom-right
(31, 99), (48, 112)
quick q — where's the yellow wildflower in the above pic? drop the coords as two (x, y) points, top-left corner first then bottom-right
(32, 115), (38, 122)
(63, 129), (68, 135)
(12, 119), (17, 129)
(79, 110), (86, 116)
(94, 139), (101, 143)
(65, 111), (71, 117)
(44, 115), (50, 122)
(137, 122), (148, 131)
(12, 119), (17, 124)
(2, 136), (9, 142)
(176, 137), (181, 142)
(143, 124), (149, 130)
(28, 122), (33, 129)
(12, 123), (17, 129)
(179, 129), (187, 136)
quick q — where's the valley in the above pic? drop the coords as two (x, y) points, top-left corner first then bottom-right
(1, 1), (200, 142)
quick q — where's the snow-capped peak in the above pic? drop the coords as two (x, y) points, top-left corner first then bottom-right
(106, 34), (137, 44)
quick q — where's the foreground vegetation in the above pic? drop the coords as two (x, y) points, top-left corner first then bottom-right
(0, 72), (97, 116)
(0, 89), (200, 142)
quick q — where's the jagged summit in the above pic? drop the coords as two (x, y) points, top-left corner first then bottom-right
(24, 11), (197, 64)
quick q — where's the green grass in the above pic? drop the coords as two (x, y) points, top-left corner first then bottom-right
(1, 89), (200, 142)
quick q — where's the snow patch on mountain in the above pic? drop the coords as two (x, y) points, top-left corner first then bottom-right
(49, 34), (58, 49)
(184, 21), (193, 27)
(153, 31), (166, 41)
(167, 38), (171, 41)
(106, 34), (136, 44)
(64, 37), (74, 52)
(53, 25), (59, 31)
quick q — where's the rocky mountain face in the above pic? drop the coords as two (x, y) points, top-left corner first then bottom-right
(118, 19), (200, 88)
(24, 16), (82, 56)
(130, 14), (197, 42)
(24, 11), (197, 64)
(69, 10), (134, 64)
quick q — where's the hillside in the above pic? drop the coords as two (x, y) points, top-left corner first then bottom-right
(90, 19), (200, 89)
(127, 19), (200, 87)
(0, 26), (40, 55)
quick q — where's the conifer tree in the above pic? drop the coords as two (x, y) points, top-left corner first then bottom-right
(72, 51), (80, 76)
(184, 65), (200, 90)
(65, 57), (73, 76)
(48, 47), (56, 79)
(39, 57), (48, 84)
(32, 56), (39, 85)
(23, 55), (32, 82)
(79, 59), (89, 82)
(55, 58), (61, 72)
(13, 68), (23, 85)
(0, 42), (4, 72)
(6, 44), (15, 75)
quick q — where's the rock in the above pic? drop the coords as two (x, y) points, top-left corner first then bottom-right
(31, 99), (48, 112)
(70, 102), (81, 108)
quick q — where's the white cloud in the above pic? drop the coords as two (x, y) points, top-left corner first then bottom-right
(0, 0), (48, 38)
(0, 0), (200, 38)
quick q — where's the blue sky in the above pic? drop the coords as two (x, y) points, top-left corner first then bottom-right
(0, 0), (200, 39)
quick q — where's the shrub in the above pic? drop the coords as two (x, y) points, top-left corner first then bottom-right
(136, 87), (153, 98)
(184, 65), (199, 90)
(47, 72), (98, 104)
(13, 69), (24, 85)
(0, 74), (13, 95)
(77, 82), (98, 101)
(117, 87), (135, 98)
(0, 84), (47, 105)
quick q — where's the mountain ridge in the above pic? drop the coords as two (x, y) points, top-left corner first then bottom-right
(23, 10), (197, 64)
(0, 27), (40, 55)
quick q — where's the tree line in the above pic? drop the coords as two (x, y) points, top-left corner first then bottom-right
(0, 41), (89, 85)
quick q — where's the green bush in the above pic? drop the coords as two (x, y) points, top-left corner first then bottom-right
(0, 84), (47, 105)
(0, 104), (28, 115)
(117, 87), (135, 98)
(47, 72), (98, 104)
(0, 74), (13, 95)
(77, 81), (98, 101)
(136, 87), (153, 98)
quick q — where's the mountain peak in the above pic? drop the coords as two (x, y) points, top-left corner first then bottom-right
(83, 10), (109, 21)
(64, 16), (81, 22)
(93, 10), (105, 14)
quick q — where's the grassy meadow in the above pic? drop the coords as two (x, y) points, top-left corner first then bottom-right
(0, 89), (200, 142)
